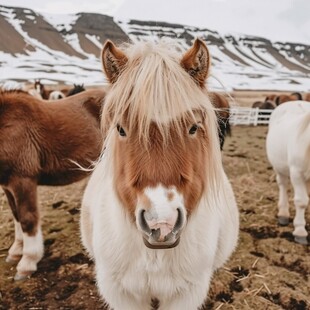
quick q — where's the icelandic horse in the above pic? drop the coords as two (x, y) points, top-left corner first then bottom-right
(0, 89), (105, 280)
(275, 92), (303, 106)
(80, 39), (239, 310)
(266, 100), (310, 245)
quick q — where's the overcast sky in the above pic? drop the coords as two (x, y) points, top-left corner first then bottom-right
(0, 0), (309, 44)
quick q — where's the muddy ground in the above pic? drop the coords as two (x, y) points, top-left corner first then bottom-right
(0, 124), (309, 309)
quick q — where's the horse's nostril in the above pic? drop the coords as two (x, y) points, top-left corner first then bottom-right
(138, 210), (152, 236)
(138, 207), (185, 244)
(172, 208), (184, 233)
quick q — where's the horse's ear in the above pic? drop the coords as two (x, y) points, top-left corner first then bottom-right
(101, 40), (128, 84)
(180, 38), (210, 88)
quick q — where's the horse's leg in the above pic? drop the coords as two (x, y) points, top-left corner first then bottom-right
(3, 189), (23, 263)
(96, 271), (151, 310)
(9, 178), (44, 280)
(276, 172), (290, 226)
(290, 169), (309, 245)
(6, 221), (24, 263)
(159, 274), (212, 310)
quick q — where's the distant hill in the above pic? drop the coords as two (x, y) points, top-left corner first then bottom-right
(0, 5), (309, 91)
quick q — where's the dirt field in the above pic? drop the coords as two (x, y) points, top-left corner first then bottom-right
(0, 107), (309, 309)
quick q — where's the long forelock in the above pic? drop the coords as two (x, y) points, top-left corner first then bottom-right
(102, 41), (216, 144)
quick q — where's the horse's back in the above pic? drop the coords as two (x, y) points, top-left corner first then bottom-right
(37, 89), (106, 184)
(267, 101), (310, 176)
(269, 100), (310, 124)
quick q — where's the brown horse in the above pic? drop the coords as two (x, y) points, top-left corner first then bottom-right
(0, 89), (105, 280)
(209, 92), (231, 150)
(275, 92), (302, 105)
(304, 93), (310, 102)
(252, 101), (275, 123)
(252, 101), (275, 109)
(265, 94), (277, 103)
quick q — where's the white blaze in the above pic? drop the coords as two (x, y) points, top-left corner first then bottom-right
(139, 184), (186, 240)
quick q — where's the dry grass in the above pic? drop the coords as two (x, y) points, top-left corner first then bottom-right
(0, 125), (309, 310)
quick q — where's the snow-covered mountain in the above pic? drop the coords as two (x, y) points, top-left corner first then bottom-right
(0, 5), (309, 91)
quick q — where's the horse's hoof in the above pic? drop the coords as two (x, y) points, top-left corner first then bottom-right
(14, 272), (32, 281)
(278, 216), (289, 226)
(5, 255), (21, 264)
(294, 236), (308, 245)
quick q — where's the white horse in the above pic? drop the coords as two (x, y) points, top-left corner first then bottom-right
(48, 90), (66, 100)
(80, 39), (239, 310)
(266, 100), (310, 245)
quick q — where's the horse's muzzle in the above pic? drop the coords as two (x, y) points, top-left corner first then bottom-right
(137, 208), (185, 249)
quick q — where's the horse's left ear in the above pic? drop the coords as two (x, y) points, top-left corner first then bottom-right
(101, 40), (128, 84)
(181, 39), (210, 88)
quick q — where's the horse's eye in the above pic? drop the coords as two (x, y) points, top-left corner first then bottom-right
(189, 124), (198, 135)
(117, 124), (126, 137)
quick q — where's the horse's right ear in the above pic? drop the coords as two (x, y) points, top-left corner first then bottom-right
(101, 40), (128, 84)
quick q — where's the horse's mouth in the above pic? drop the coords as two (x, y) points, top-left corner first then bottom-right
(142, 236), (180, 249)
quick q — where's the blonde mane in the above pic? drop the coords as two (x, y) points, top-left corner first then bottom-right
(101, 40), (216, 144)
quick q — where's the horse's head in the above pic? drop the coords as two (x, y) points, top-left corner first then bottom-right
(101, 39), (221, 249)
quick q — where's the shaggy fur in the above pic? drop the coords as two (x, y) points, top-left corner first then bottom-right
(81, 39), (239, 309)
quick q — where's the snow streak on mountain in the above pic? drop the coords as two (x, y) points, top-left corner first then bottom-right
(0, 5), (309, 91)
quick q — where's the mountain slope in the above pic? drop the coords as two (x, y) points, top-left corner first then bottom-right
(0, 5), (309, 91)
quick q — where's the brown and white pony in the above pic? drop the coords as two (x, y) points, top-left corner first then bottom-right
(80, 39), (239, 309)
(0, 89), (105, 280)
(209, 92), (231, 150)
